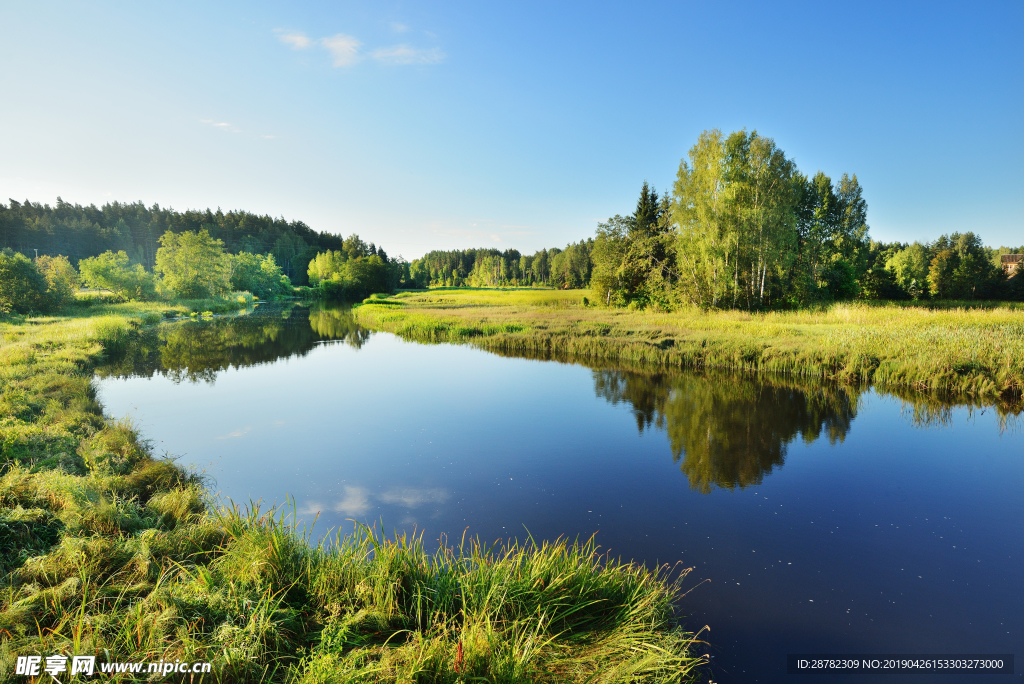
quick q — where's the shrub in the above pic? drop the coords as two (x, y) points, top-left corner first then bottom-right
(79, 251), (158, 301)
(35, 255), (79, 309)
(0, 249), (49, 314)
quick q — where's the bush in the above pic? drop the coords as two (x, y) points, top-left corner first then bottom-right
(229, 252), (292, 299)
(0, 250), (49, 314)
(36, 255), (79, 309)
(155, 229), (230, 299)
(79, 251), (157, 301)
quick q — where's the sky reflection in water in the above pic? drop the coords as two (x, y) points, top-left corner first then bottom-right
(94, 304), (1024, 683)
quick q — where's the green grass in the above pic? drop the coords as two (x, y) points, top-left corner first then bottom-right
(0, 301), (706, 683)
(356, 289), (1024, 404)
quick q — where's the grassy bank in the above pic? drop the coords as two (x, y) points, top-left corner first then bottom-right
(353, 288), (1024, 403)
(0, 301), (706, 682)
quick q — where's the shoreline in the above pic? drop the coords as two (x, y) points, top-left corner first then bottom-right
(352, 289), (1024, 409)
(0, 301), (706, 682)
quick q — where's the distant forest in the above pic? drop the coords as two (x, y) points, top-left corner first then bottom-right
(0, 198), (343, 285)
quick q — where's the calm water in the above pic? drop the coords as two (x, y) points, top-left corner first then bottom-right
(94, 303), (1024, 683)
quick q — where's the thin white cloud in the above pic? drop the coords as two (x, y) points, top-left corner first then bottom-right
(200, 119), (241, 134)
(333, 486), (371, 516)
(262, 135), (276, 139)
(390, 22), (410, 33)
(371, 44), (444, 65)
(379, 487), (449, 508)
(321, 34), (362, 67)
(216, 425), (251, 438)
(275, 30), (312, 50)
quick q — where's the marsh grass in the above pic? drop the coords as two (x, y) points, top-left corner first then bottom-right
(0, 302), (706, 682)
(359, 290), (1024, 404)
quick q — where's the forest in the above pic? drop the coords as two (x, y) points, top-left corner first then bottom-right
(2, 128), (1022, 312)
(0, 198), (342, 284)
(0, 207), (409, 313)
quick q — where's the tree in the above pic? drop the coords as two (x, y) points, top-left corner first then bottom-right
(671, 129), (732, 308)
(886, 243), (930, 299)
(0, 249), (49, 313)
(155, 229), (229, 299)
(617, 182), (674, 308)
(672, 129), (799, 309)
(590, 216), (629, 305)
(229, 252), (291, 299)
(79, 250), (157, 301)
(928, 232), (1002, 299)
(35, 254), (79, 308)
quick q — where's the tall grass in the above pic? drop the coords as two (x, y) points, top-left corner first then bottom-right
(356, 291), (1024, 404)
(0, 303), (706, 682)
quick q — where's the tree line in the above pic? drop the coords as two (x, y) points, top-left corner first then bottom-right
(408, 242), (594, 289)
(0, 226), (409, 313)
(4, 129), (1022, 313)
(407, 129), (1022, 308)
(0, 198), (343, 284)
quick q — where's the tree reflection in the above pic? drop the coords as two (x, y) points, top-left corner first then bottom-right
(97, 302), (369, 383)
(594, 370), (858, 493)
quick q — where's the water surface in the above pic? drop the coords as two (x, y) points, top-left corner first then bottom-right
(95, 303), (1024, 683)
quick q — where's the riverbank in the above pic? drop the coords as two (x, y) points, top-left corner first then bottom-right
(0, 301), (706, 682)
(353, 289), (1024, 403)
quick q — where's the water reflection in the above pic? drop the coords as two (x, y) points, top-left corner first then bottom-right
(595, 371), (858, 493)
(97, 302), (368, 383)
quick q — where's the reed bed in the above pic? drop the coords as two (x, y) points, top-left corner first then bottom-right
(357, 290), (1024, 402)
(0, 302), (706, 682)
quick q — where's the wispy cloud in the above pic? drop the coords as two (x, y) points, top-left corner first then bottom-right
(379, 487), (449, 508)
(390, 22), (410, 33)
(371, 44), (445, 65)
(275, 29), (312, 50)
(200, 119), (242, 134)
(321, 34), (362, 67)
(333, 486), (371, 516)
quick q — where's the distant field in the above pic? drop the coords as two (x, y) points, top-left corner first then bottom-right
(356, 288), (1024, 403)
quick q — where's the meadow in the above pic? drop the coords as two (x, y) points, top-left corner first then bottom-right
(0, 299), (706, 682)
(353, 289), (1024, 404)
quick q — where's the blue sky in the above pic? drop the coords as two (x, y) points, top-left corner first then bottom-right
(1, 1), (1020, 258)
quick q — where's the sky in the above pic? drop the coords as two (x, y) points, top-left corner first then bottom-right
(1, 0), (1021, 258)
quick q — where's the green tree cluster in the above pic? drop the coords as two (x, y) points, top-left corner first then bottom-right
(0, 198), (343, 284)
(410, 241), (593, 289)
(72, 230), (300, 302)
(307, 234), (405, 300)
(0, 250), (80, 313)
(591, 182), (675, 308)
(668, 129), (868, 309)
(229, 252), (291, 300)
(79, 251), (157, 301)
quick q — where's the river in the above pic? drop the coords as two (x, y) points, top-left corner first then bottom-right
(93, 302), (1023, 683)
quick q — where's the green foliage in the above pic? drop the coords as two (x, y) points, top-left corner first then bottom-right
(0, 250), (50, 313)
(35, 254), (78, 308)
(0, 197), (343, 284)
(927, 232), (1004, 299)
(229, 251), (292, 299)
(155, 229), (229, 299)
(886, 242), (930, 299)
(78, 250), (157, 301)
(307, 236), (402, 300)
